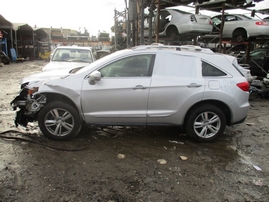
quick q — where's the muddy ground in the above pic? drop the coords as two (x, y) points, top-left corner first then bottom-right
(0, 60), (268, 202)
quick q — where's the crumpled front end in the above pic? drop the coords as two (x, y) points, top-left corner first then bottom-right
(10, 87), (46, 127)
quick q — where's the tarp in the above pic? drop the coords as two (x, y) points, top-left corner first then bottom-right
(12, 23), (33, 31)
(0, 15), (12, 29)
(33, 27), (48, 38)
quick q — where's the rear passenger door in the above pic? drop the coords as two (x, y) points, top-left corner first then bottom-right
(147, 51), (205, 125)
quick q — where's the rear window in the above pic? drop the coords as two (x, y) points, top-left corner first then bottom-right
(202, 61), (227, 76)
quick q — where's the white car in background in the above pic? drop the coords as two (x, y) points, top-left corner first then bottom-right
(20, 46), (95, 88)
(42, 46), (95, 71)
(145, 8), (212, 39)
(211, 14), (269, 42)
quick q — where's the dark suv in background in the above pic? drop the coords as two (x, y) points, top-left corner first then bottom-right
(238, 48), (269, 78)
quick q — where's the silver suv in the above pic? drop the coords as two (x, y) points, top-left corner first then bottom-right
(11, 44), (250, 142)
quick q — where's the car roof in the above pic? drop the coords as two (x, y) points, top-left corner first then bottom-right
(212, 14), (254, 20)
(132, 44), (239, 70)
(132, 44), (214, 54)
(55, 46), (92, 50)
(163, 8), (192, 15)
(250, 48), (269, 52)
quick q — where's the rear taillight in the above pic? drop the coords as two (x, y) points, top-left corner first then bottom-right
(237, 81), (249, 92)
(255, 21), (268, 26)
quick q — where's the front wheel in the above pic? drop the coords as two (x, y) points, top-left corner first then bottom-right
(185, 104), (226, 142)
(38, 102), (82, 140)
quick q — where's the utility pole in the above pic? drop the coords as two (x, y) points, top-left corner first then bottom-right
(156, 0), (160, 43)
(114, 9), (117, 51)
(128, 0), (137, 47)
(140, 0), (145, 45)
(218, 3), (225, 53)
(148, 0), (155, 44)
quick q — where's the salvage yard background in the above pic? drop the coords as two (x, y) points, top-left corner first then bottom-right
(0, 61), (269, 201)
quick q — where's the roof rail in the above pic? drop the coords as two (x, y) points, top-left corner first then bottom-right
(132, 44), (214, 54)
(179, 45), (214, 53)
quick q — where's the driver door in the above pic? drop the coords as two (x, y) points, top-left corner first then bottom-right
(80, 54), (155, 124)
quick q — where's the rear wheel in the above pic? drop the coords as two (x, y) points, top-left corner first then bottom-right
(38, 102), (82, 140)
(185, 104), (226, 142)
(233, 29), (247, 42)
(166, 27), (179, 40)
(236, 35), (245, 42)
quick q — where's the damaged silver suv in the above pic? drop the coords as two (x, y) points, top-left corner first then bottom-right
(11, 44), (250, 142)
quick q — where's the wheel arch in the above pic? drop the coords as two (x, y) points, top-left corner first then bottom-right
(37, 98), (83, 140)
(232, 27), (248, 39)
(165, 25), (179, 35)
(41, 93), (83, 120)
(183, 100), (232, 127)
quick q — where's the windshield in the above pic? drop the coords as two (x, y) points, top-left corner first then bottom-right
(52, 48), (94, 63)
(250, 49), (267, 58)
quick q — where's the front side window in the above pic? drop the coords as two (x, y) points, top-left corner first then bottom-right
(202, 61), (227, 76)
(99, 54), (154, 77)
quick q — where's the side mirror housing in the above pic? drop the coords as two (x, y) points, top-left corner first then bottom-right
(89, 71), (101, 85)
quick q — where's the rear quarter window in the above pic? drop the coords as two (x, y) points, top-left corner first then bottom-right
(202, 61), (227, 76)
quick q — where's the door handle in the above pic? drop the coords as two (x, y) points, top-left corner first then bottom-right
(187, 83), (202, 88)
(133, 85), (146, 90)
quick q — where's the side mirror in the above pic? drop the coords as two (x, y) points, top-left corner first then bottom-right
(89, 71), (101, 85)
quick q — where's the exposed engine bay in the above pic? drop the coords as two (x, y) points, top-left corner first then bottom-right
(11, 88), (46, 127)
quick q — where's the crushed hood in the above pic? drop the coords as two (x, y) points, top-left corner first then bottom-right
(42, 61), (89, 71)
(20, 69), (72, 85)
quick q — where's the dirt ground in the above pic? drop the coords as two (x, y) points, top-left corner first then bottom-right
(0, 60), (269, 202)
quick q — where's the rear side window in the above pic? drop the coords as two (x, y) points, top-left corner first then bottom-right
(202, 61), (227, 76)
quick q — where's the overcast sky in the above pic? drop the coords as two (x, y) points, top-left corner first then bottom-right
(1, 0), (127, 36)
(1, 0), (269, 36)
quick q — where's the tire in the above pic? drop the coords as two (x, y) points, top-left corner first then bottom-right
(38, 102), (82, 140)
(167, 27), (179, 40)
(1, 55), (11, 64)
(233, 29), (247, 42)
(236, 35), (245, 42)
(185, 104), (226, 142)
